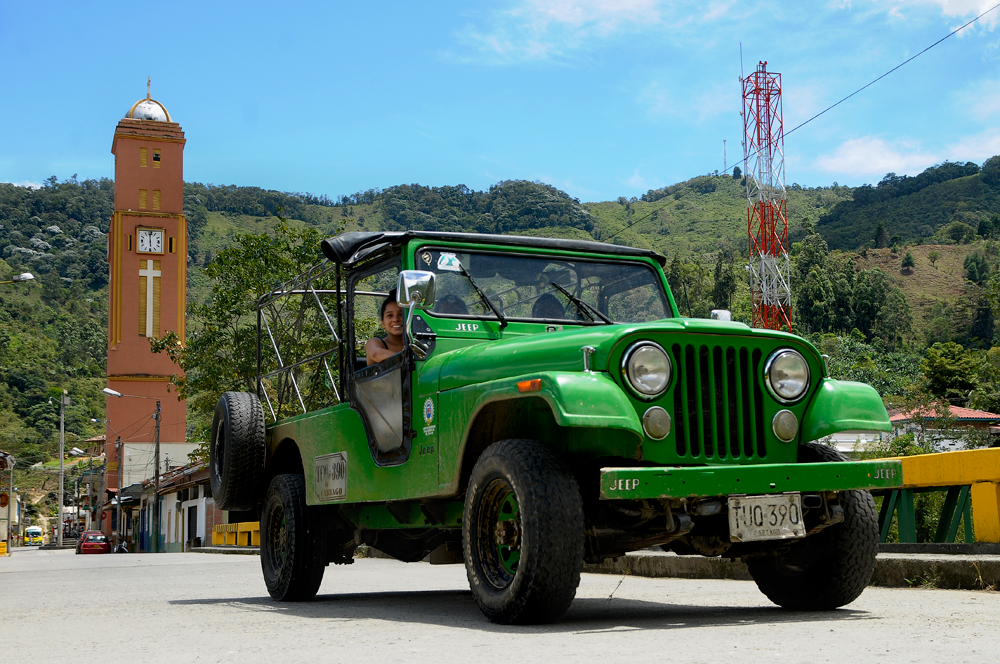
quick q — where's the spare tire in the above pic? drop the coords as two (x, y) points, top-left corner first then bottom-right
(210, 391), (266, 511)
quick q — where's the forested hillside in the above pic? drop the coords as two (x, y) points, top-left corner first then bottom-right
(817, 158), (1000, 250)
(3, 158), (1000, 472)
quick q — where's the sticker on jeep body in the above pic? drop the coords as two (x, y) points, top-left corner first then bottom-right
(315, 452), (348, 502)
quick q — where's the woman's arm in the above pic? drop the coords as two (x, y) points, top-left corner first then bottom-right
(365, 338), (398, 366)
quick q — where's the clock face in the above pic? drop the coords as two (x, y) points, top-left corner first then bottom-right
(137, 229), (163, 253)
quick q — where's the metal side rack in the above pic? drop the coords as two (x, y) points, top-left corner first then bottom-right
(256, 260), (342, 421)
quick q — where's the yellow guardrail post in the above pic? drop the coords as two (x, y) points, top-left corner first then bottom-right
(888, 448), (1000, 544)
(971, 481), (1000, 543)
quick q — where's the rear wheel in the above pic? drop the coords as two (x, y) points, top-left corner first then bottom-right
(210, 392), (265, 511)
(746, 443), (879, 610)
(260, 474), (325, 601)
(463, 439), (584, 625)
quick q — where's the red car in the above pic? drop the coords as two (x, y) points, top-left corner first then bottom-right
(77, 532), (110, 554)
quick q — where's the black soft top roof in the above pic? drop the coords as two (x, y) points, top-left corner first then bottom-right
(321, 231), (665, 267)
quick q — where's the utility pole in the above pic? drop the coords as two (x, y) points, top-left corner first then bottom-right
(153, 400), (160, 553)
(57, 389), (68, 547)
(115, 435), (122, 548)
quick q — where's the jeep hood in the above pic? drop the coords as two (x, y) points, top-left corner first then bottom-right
(435, 318), (811, 392)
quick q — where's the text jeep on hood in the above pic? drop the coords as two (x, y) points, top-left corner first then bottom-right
(209, 231), (900, 624)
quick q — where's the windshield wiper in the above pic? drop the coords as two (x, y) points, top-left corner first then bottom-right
(549, 282), (613, 325)
(458, 263), (507, 329)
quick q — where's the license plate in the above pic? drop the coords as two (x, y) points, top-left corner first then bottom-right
(728, 493), (806, 543)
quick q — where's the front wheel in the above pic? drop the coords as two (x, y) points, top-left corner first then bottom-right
(746, 443), (879, 610)
(261, 474), (325, 601)
(463, 439), (584, 625)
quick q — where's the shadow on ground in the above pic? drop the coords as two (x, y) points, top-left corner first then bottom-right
(169, 589), (877, 633)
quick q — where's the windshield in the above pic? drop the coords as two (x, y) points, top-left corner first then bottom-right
(418, 249), (670, 324)
(87, 535), (107, 543)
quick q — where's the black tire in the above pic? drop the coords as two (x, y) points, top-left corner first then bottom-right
(746, 442), (879, 610)
(210, 391), (265, 511)
(260, 474), (325, 601)
(463, 439), (584, 625)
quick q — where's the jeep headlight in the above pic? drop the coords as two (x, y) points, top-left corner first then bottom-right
(765, 349), (810, 403)
(622, 342), (671, 398)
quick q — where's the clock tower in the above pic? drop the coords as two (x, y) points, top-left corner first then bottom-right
(105, 83), (194, 504)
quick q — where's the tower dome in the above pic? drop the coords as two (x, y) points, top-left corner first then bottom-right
(125, 78), (172, 122)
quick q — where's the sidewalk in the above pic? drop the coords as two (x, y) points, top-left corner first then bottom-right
(192, 544), (1000, 590)
(585, 548), (1000, 590)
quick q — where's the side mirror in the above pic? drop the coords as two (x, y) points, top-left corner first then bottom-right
(397, 271), (436, 309)
(396, 271), (437, 359)
(710, 309), (732, 321)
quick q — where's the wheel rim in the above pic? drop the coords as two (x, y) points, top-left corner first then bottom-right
(264, 499), (288, 576)
(475, 478), (522, 589)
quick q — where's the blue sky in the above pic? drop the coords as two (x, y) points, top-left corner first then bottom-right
(1, 1), (998, 202)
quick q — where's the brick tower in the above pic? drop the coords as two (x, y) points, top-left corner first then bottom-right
(105, 81), (192, 509)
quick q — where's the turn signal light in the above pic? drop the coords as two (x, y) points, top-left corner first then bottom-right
(517, 379), (542, 392)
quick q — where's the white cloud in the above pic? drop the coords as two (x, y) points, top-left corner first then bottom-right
(449, 0), (665, 64)
(2, 179), (42, 189)
(956, 78), (1000, 119)
(947, 128), (1000, 161)
(814, 130), (1000, 178)
(892, 0), (1000, 30)
(639, 80), (731, 121)
(814, 136), (939, 176)
(624, 168), (651, 190)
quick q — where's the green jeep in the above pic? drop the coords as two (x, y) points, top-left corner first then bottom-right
(209, 231), (902, 624)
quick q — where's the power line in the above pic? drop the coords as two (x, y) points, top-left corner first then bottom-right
(607, 3), (1000, 242)
(786, 1), (1000, 138)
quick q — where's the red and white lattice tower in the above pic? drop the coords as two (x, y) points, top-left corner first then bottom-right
(742, 61), (792, 331)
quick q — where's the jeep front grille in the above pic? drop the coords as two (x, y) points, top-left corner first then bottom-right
(670, 344), (767, 461)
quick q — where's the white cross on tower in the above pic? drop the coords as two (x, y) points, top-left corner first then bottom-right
(139, 259), (161, 337)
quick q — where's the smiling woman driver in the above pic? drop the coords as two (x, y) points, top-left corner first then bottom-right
(366, 289), (405, 366)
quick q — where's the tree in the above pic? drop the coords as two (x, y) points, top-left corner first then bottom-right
(969, 346), (1000, 414)
(796, 268), (836, 333)
(979, 216), (994, 239)
(872, 287), (912, 349)
(711, 251), (738, 310)
(732, 166), (742, 180)
(928, 250), (941, 267)
(873, 219), (888, 248)
(150, 220), (332, 437)
(852, 268), (889, 339)
(964, 250), (990, 285)
(901, 251), (915, 270)
(921, 342), (980, 402)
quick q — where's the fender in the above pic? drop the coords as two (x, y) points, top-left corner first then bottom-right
(438, 370), (644, 492)
(463, 370), (643, 438)
(801, 378), (892, 442)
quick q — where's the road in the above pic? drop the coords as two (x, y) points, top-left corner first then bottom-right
(2, 547), (998, 664)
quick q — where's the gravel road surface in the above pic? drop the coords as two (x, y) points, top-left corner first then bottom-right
(3, 547), (998, 663)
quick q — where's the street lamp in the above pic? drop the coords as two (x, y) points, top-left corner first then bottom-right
(0, 272), (34, 285)
(102, 388), (161, 553)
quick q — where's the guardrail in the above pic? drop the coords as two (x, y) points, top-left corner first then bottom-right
(875, 447), (1000, 544)
(211, 522), (260, 547)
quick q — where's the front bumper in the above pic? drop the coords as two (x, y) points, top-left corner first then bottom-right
(600, 459), (903, 500)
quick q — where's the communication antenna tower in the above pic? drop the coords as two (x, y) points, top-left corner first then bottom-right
(742, 61), (791, 331)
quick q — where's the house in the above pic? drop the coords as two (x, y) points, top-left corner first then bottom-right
(118, 463), (224, 553)
(889, 404), (1000, 451)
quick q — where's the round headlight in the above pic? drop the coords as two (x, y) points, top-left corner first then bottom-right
(622, 342), (671, 398)
(765, 349), (810, 403)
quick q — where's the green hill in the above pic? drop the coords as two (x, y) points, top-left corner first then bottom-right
(817, 158), (1000, 251)
(3, 162), (1000, 472)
